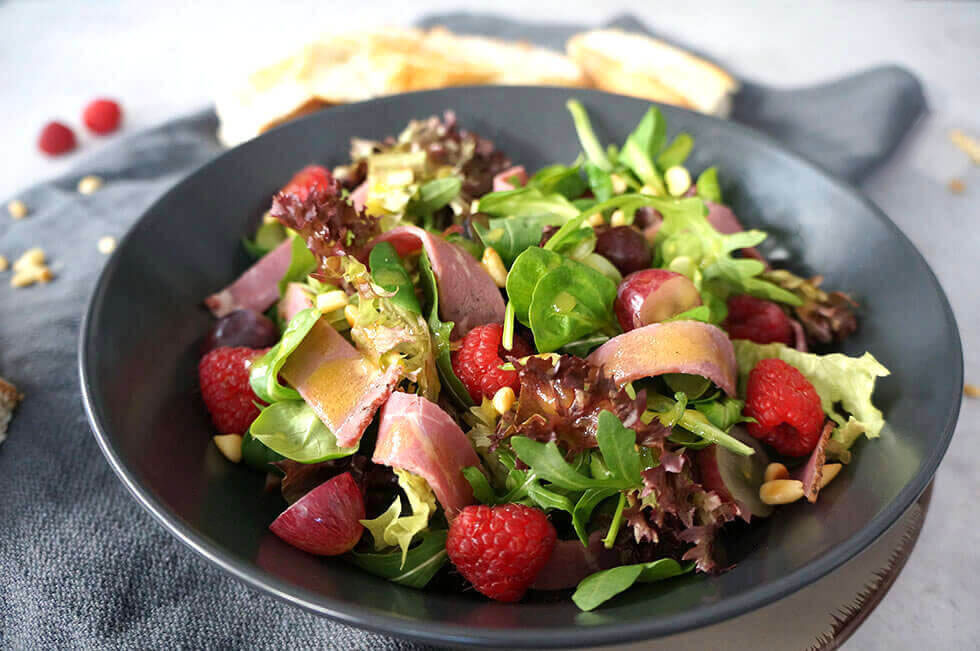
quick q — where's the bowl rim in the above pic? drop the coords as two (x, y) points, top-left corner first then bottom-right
(78, 85), (963, 648)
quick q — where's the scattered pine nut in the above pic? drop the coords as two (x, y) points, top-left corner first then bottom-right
(213, 434), (243, 463)
(13, 248), (45, 272)
(0, 256), (7, 272)
(964, 383), (980, 399)
(759, 479), (805, 505)
(7, 199), (28, 219)
(77, 175), (104, 195)
(481, 246), (507, 288)
(819, 463), (843, 489)
(764, 462), (790, 483)
(10, 265), (53, 288)
(948, 179), (965, 194)
(665, 166), (692, 197)
(950, 129), (980, 164)
(492, 386), (515, 415)
(97, 236), (117, 255)
(609, 209), (627, 227)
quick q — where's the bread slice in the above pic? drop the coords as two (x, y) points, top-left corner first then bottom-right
(0, 376), (22, 445)
(215, 27), (587, 146)
(566, 29), (739, 116)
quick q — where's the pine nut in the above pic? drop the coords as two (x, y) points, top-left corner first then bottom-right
(77, 175), (104, 195)
(7, 199), (28, 219)
(316, 289), (348, 314)
(481, 246), (507, 288)
(639, 184), (661, 197)
(0, 256), (8, 272)
(98, 236), (117, 255)
(587, 213), (605, 228)
(609, 174), (627, 195)
(609, 209), (627, 227)
(492, 386), (515, 415)
(213, 434), (243, 463)
(764, 462), (789, 482)
(13, 247), (45, 271)
(344, 304), (358, 328)
(759, 479), (805, 505)
(665, 166), (692, 197)
(819, 463), (843, 489)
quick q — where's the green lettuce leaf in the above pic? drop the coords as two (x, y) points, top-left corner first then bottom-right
(527, 163), (588, 199)
(360, 469), (437, 567)
(278, 235), (318, 296)
(732, 341), (890, 448)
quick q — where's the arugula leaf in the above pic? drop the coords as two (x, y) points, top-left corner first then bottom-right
(559, 333), (611, 358)
(696, 167), (722, 203)
(248, 400), (357, 463)
(566, 99), (612, 171)
(656, 133), (694, 170)
(596, 411), (642, 487)
(462, 466), (498, 504)
(527, 482), (577, 514)
(528, 262), (618, 352)
(511, 438), (627, 491)
(278, 235), (318, 296)
(528, 163), (588, 199)
(732, 341), (890, 449)
(249, 308), (320, 403)
(572, 488), (618, 545)
(619, 107), (667, 193)
(584, 161), (615, 203)
(476, 187), (580, 221)
(647, 392), (754, 455)
(407, 176), (462, 216)
(418, 252), (473, 407)
(572, 559), (692, 611)
(349, 529), (448, 589)
(369, 241), (421, 314)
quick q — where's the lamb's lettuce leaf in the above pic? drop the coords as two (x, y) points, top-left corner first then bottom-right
(249, 308), (320, 403)
(248, 400), (357, 463)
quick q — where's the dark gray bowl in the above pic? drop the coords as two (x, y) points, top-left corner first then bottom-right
(79, 87), (962, 648)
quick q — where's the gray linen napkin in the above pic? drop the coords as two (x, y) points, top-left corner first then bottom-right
(0, 13), (924, 651)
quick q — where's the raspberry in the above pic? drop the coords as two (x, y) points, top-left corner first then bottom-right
(744, 358), (825, 457)
(198, 346), (266, 434)
(447, 504), (557, 602)
(723, 295), (794, 345)
(82, 99), (122, 135)
(451, 323), (531, 402)
(281, 165), (332, 202)
(38, 122), (77, 156)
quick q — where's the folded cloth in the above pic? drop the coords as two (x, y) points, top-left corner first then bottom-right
(0, 13), (924, 651)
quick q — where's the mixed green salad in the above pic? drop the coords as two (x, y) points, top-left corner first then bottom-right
(198, 101), (889, 610)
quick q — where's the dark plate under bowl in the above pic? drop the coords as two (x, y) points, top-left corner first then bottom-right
(79, 87), (962, 648)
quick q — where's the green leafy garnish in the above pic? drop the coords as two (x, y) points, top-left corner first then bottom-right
(595, 411), (642, 487)
(528, 163), (588, 199)
(278, 235), (318, 296)
(527, 262), (618, 352)
(656, 133), (694, 170)
(646, 393), (754, 455)
(474, 215), (562, 268)
(732, 341), (890, 449)
(349, 529), (448, 589)
(566, 99), (612, 171)
(619, 107), (667, 194)
(694, 397), (748, 431)
(241, 431), (285, 474)
(696, 166), (722, 203)
(476, 186), (579, 221)
(407, 176), (462, 216)
(249, 308), (320, 403)
(243, 220), (288, 259)
(369, 242), (421, 314)
(584, 161), (615, 202)
(360, 470), (437, 566)
(418, 251), (473, 407)
(248, 400), (357, 463)
(571, 488), (618, 545)
(571, 559), (693, 611)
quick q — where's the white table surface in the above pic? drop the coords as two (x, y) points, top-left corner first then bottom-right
(2, 1), (977, 648)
